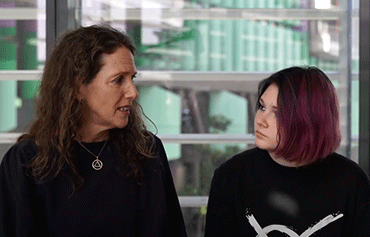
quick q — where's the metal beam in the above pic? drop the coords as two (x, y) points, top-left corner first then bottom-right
(178, 196), (208, 207)
(0, 8), (43, 20)
(46, 0), (70, 58)
(87, 8), (344, 21)
(0, 7), (358, 21)
(0, 132), (256, 144)
(359, 0), (370, 175)
(0, 70), (358, 94)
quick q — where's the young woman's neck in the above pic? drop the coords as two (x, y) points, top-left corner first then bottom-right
(268, 151), (307, 168)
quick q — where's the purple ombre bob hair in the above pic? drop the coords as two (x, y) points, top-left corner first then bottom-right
(257, 66), (341, 164)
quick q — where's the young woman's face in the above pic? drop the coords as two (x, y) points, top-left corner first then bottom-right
(254, 84), (279, 152)
(78, 46), (138, 133)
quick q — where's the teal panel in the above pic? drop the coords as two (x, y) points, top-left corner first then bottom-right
(210, 0), (222, 7)
(233, 0), (244, 71)
(137, 85), (181, 160)
(309, 56), (318, 67)
(266, 23), (277, 71)
(332, 80), (359, 137)
(221, 0), (234, 8)
(196, 20), (210, 71)
(301, 33), (309, 65)
(266, 0), (276, 8)
(275, 0), (285, 8)
(0, 26), (17, 132)
(244, 0), (256, 8)
(221, 0), (233, 71)
(244, 21), (256, 71)
(181, 21), (196, 70)
(222, 20), (233, 71)
(285, 0), (294, 8)
(20, 31), (39, 99)
(285, 28), (294, 67)
(293, 31), (301, 65)
(352, 60), (359, 73)
(255, 22), (266, 72)
(292, 0), (300, 8)
(276, 26), (285, 70)
(0, 81), (17, 132)
(234, 20), (244, 71)
(209, 20), (222, 71)
(256, 0), (265, 8)
(209, 90), (248, 150)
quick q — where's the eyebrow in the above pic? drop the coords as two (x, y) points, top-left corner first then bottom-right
(260, 98), (278, 110)
(110, 71), (137, 79)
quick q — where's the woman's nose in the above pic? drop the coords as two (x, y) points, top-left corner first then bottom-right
(256, 113), (268, 128)
(124, 80), (138, 100)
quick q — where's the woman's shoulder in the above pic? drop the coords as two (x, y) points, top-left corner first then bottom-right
(217, 147), (267, 174)
(144, 133), (166, 162)
(1, 138), (38, 166)
(328, 153), (370, 183)
(152, 133), (162, 145)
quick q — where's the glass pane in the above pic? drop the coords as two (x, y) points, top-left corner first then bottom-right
(0, 0), (358, 236)
(0, 1), (45, 136)
(181, 207), (206, 237)
(170, 143), (250, 196)
(351, 0), (359, 163)
(0, 0), (45, 160)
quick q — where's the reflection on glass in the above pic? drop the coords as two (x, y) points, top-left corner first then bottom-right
(173, 144), (246, 196)
(0, 0), (45, 133)
(0, 1), (360, 236)
(75, 0), (359, 166)
(79, 1), (343, 72)
(181, 207), (206, 237)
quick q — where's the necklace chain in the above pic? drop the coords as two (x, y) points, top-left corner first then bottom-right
(77, 140), (108, 170)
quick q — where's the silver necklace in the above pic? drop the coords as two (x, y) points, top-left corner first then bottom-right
(77, 140), (108, 170)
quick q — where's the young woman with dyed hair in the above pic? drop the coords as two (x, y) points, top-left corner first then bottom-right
(204, 66), (370, 236)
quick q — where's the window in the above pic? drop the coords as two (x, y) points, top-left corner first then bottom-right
(0, 0), (360, 235)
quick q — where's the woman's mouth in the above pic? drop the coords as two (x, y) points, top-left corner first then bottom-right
(118, 107), (129, 112)
(255, 131), (267, 138)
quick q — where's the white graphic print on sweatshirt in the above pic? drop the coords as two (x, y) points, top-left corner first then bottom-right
(246, 209), (343, 237)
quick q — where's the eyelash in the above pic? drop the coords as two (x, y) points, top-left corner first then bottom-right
(112, 74), (136, 84)
(258, 102), (266, 111)
(258, 102), (278, 117)
(113, 76), (124, 84)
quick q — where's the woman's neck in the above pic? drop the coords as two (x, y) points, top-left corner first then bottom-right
(268, 151), (307, 168)
(77, 126), (109, 143)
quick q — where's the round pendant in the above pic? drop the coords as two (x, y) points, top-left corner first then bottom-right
(92, 159), (103, 170)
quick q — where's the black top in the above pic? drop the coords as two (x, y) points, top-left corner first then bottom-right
(204, 148), (370, 237)
(0, 136), (187, 237)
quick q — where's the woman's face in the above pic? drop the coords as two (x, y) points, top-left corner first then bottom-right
(254, 84), (279, 153)
(78, 46), (138, 133)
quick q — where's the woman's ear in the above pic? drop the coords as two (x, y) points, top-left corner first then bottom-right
(77, 84), (87, 101)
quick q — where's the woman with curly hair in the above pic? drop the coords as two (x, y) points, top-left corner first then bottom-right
(0, 25), (187, 237)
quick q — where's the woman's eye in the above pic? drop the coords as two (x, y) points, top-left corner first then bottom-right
(112, 76), (123, 84)
(259, 104), (265, 111)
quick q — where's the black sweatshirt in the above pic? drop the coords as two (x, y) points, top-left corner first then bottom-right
(0, 136), (187, 237)
(205, 148), (370, 237)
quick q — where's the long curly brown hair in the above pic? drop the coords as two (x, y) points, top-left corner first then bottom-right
(18, 25), (154, 190)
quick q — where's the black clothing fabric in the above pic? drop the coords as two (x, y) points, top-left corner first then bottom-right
(0, 136), (187, 237)
(204, 148), (370, 237)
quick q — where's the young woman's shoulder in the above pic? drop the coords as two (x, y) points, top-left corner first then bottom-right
(329, 153), (370, 186)
(217, 147), (267, 174)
